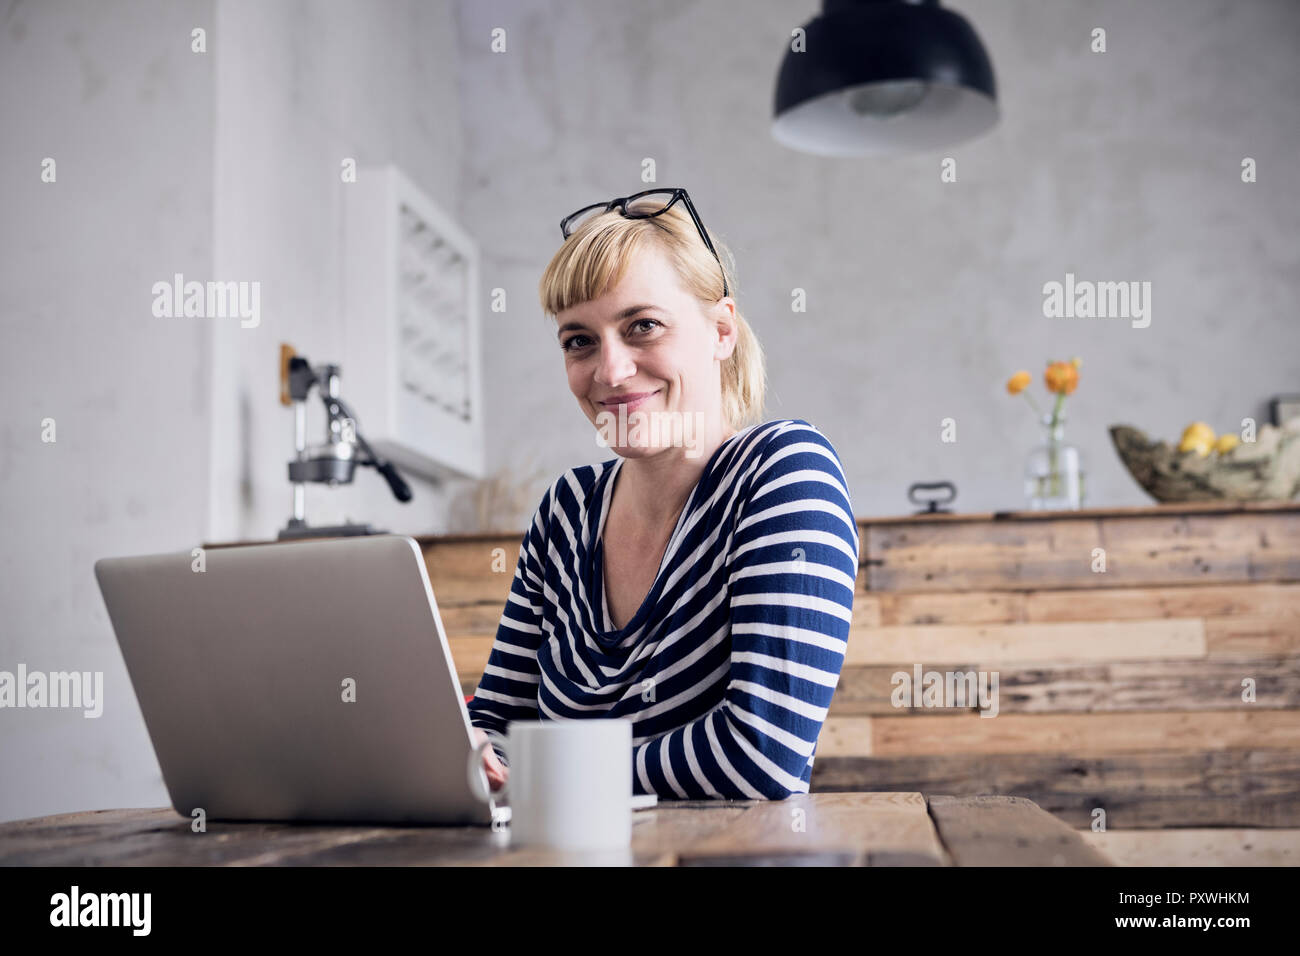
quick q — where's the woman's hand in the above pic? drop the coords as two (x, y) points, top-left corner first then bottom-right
(471, 727), (509, 793)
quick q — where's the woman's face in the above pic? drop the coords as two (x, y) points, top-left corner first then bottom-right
(556, 243), (737, 457)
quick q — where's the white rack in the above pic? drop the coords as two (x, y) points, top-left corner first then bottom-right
(343, 165), (484, 479)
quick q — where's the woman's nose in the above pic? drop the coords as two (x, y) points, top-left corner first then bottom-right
(593, 337), (637, 385)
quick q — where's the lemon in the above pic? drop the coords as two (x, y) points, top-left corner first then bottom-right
(1214, 433), (1240, 455)
(1178, 422), (1215, 456)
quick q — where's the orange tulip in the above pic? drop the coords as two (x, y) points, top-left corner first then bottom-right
(1006, 371), (1032, 395)
(1044, 360), (1078, 395)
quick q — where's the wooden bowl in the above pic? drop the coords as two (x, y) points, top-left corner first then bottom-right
(1109, 420), (1300, 502)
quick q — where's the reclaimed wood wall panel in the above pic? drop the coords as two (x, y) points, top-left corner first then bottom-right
(831, 656), (1300, 715)
(860, 582), (1300, 625)
(817, 710), (1300, 758)
(843, 618), (1206, 665)
(863, 508), (1300, 592)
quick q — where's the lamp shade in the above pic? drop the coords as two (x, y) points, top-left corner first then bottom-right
(772, 0), (998, 157)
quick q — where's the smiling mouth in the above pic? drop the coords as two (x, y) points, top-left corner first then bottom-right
(599, 389), (660, 408)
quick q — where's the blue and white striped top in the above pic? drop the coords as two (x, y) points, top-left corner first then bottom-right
(467, 418), (859, 799)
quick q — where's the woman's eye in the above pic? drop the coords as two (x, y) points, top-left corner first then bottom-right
(561, 319), (661, 353)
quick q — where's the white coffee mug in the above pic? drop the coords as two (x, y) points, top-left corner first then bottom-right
(467, 719), (632, 850)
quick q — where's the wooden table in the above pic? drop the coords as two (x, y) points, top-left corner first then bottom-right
(0, 793), (1112, 866)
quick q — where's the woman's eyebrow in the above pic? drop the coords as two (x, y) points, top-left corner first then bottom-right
(557, 304), (664, 337)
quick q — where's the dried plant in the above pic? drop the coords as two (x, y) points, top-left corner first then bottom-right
(446, 454), (550, 534)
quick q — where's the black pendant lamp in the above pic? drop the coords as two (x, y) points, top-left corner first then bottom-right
(772, 0), (998, 157)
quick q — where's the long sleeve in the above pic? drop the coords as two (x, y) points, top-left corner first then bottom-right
(465, 485), (552, 767)
(631, 423), (859, 799)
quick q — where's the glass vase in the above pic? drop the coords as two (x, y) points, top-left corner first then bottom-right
(1024, 414), (1085, 510)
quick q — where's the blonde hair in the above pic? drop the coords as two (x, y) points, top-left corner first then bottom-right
(538, 198), (766, 430)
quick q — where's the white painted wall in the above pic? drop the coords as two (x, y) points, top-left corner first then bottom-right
(0, 0), (215, 824)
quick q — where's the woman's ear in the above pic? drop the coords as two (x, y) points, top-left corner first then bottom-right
(709, 298), (739, 362)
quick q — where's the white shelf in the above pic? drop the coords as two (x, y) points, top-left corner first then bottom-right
(343, 165), (485, 479)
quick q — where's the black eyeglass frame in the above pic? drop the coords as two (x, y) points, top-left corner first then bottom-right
(560, 188), (730, 298)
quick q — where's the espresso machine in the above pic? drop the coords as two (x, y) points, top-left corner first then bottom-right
(278, 344), (413, 539)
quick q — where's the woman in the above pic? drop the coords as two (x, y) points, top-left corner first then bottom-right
(468, 188), (859, 800)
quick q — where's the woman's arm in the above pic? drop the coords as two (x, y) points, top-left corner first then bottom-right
(465, 486), (553, 767)
(631, 422), (859, 799)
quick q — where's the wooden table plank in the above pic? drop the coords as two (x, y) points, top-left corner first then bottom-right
(674, 792), (950, 866)
(0, 808), (503, 867)
(1079, 827), (1300, 866)
(926, 794), (1114, 866)
(0, 805), (742, 867)
(458, 803), (754, 867)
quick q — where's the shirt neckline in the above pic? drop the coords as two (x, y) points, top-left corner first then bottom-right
(590, 425), (757, 639)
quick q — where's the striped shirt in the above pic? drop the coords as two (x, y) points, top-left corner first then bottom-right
(467, 418), (859, 799)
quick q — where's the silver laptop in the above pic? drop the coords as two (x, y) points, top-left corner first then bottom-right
(94, 534), (506, 826)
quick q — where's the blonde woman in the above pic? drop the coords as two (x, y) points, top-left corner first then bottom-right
(469, 188), (859, 799)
